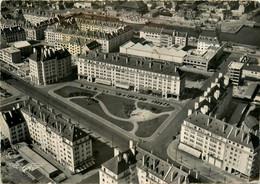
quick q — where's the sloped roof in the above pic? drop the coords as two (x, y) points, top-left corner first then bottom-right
(1, 109), (26, 128)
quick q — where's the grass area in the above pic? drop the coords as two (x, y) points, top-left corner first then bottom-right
(181, 88), (204, 100)
(96, 94), (136, 118)
(135, 114), (169, 137)
(137, 102), (174, 113)
(71, 98), (134, 131)
(184, 71), (209, 81)
(54, 86), (96, 98)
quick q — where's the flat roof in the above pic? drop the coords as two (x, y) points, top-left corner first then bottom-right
(229, 61), (244, 70)
(13, 41), (31, 48)
(243, 65), (260, 72)
(1, 46), (20, 53)
(18, 145), (58, 175)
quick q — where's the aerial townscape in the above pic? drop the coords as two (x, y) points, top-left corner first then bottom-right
(0, 1), (260, 184)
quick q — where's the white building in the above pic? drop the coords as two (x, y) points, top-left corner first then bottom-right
(21, 99), (94, 173)
(140, 26), (175, 47)
(136, 147), (189, 184)
(120, 41), (187, 64)
(99, 141), (137, 184)
(175, 31), (188, 47)
(197, 32), (220, 51)
(78, 51), (185, 100)
(29, 46), (72, 85)
(242, 65), (260, 81)
(0, 107), (30, 145)
(179, 112), (259, 179)
(0, 46), (22, 65)
(45, 25), (133, 53)
(227, 61), (244, 86)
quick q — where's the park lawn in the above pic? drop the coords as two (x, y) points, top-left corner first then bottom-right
(135, 114), (168, 138)
(137, 102), (174, 113)
(96, 94), (136, 118)
(54, 86), (96, 98)
(70, 98), (134, 131)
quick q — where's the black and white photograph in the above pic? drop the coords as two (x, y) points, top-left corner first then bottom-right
(0, 0), (259, 184)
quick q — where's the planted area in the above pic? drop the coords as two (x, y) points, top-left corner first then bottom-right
(96, 94), (136, 118)
(137, 102), (174, 113)
(71, 98), (134, 131)
(54, 86), (96, 98)
(135, 114), (168, 137)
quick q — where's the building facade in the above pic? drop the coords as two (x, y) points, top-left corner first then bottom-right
(197, 33), (220, 51)
(140, 26), (175, 47)
(242, 65), (260, 81)
(45, 25), (133, 53)
(78, 52), (185, 99)
(0, 46), (22, 64)
(0, 107), (30, 145)
(227, 61), (244, 86)
(179, 112), (259, 179)
(1, 26), (26, 43)
(21, 99), (94, 173)
(29, 46), (72, 85)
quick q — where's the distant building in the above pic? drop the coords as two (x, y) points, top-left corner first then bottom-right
(180, 112), (259, 179)
(175, 31), (188, 47)
(45, 25), (133, 53)
(0, 37), (7, 49)
(136, 147), (189, 184)
(78, 51), (185, 100)
(75, 18), (126, 33)
(183, 44), (225, 71)
(0, 107), (30, 145)
(99, 141), (137, 184)
(54, 38), (101, 57)
(21, 99), (94, 173)
(121, 1), (148, 14)
(74, 2), (92, 9)
(1, 26), (26, 43)
(28, 47), (72, 85)
(227, 61), (244, 86)
(197, 32), (220, 51)
(241, 116), (259, 135)
(242, 65), (260, 81)
(0, 46), (22, 65)
(120, 41), (187, 64)
(140, 26), (175, 47)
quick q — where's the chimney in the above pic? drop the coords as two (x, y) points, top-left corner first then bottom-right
(118, 154), (122, 162)
(194, 102), (199, 110)
(222, 124), (227, 132)
(219, 72), (223, 78)
(125, 57), (129, 64)
(247, 134), (250, 144)
(188, 109), (192, 116)
(208, 97), (211, 103)
(123, 153), (128, 163)
(149, 62), (153, 68)
(142, 155), (145, 166)
(207, 118), (211, 126)
(16, 103), (20, 109)
(224, 76), (229, 86)
(114, 147), (120, 157)
(104, 53), (107, 59)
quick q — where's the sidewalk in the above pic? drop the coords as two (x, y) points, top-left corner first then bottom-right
(167, 139), (246, 183)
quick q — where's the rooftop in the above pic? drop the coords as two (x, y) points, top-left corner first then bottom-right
(80, 51), (182, 77)
(0, 46), (21, 54)
(13, 41), (31, 48)
(243, 65), (260, 72)
(21, 100), (88, 143)
(140, 26), (175, 35)
(1, 109), (26, 128)
(185, 112), (259, 150)
(229, 61), (244, 70)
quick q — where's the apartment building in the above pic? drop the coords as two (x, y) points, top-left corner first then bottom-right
(175, 31), (188, 47)
(54, 38), (101, 56)
(0, 46), (22, 64)
(140, 26), (175, 47)
(45, 25), (133, 53)
(21, 99), (94, 173)
(183, 44), (225, 71)
(197, 32), (220, 51)
(136, 147), (189, 184)
(180, 111), (259, 179)
(1, 26), (26, 43)
(0, 107), (30, 145)
(29, 46), (72, 85)
(13, 41), (32, 57)
(242, 65), (260, 81)
(227, 61), (244, 86)
(120, 41), (187, 64)
(193, 73), (232, 120)
(74, 17), (126, 33)
(99, 141), (137, 184)
(78, 51), (185, 100)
